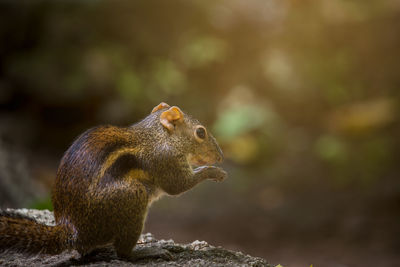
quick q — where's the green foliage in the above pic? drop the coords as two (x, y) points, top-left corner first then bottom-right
(314, 135), (347, 163)
(213, 105), (267, 142)
(116, 70), (143, 102)
(152, 59), (186, 95)
(182, 36), (227, 68)
(29, 196), (53, 211)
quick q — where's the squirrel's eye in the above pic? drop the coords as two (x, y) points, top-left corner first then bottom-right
(195, 126), (206, 141)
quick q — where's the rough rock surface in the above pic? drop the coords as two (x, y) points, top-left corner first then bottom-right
(0, 209), (272, 267)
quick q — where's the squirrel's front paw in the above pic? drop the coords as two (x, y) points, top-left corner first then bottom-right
(195, 166), (227, 182)
(211, 167), (227, 182)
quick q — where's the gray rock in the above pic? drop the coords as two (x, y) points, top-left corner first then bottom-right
(0, 209), (272, 267)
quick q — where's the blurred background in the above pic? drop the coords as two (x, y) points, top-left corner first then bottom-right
(0, 0), (399, 266)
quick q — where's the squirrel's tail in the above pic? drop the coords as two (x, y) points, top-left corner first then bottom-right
(0, 210), (71, 255)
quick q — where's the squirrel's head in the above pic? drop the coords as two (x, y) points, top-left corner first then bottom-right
(151, 102), (224, 167)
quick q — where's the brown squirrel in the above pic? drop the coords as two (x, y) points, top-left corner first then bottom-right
(0, 102), (227, 260)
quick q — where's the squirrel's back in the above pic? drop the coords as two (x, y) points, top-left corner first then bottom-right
(52, 124), (144, 228)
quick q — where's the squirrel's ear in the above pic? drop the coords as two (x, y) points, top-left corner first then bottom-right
(160, 106), (184, 131)
(152, 102), (170, 113)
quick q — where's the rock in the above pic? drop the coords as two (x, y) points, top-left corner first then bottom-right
(0, 209), (272, 267)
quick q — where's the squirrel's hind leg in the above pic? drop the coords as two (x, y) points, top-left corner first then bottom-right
(114, 229), (174, 261)
(114, 228), (141, 260)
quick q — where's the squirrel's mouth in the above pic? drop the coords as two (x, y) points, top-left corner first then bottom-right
(187, 153), (216, 167)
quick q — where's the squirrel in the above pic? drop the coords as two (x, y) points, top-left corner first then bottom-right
(0, 102), (227, 260)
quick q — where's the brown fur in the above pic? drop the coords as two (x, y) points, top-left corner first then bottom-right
(0, 103), (227, 259)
